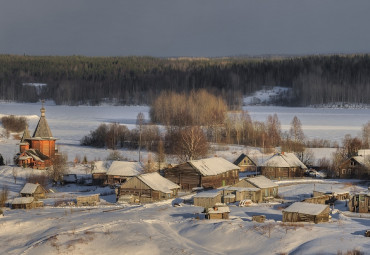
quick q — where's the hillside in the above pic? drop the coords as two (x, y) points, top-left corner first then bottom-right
(2, 54), (370, 107)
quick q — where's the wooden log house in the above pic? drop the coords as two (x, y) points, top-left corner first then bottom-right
(106, 161), (142, 185)
(233, 175), (278, 201)
(259, 152), (307, 179)
(117, 172), (180, 203)
(164, 157), (240, 190)
(20, 183), (47, 199)
(233, 153), (257, 172)
(193, 190), (222, 208)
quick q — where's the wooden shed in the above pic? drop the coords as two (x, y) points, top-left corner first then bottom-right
(117, 172), (180, 203)
(12, 197), (43, 209)
(223, 187), (261, 203)
(20, 183), (47, 199)
(91, 161), (108, 185)
(106, 161), (142, 185)
(76, 194), (100, 206)
(205, 204), (230, 220)
(194, 190), (222, 208)
(233, 153), (257, 172)
(282, 202), (330, 223)
(349, 193), (370, 213)
(233, 175), (278, 201)
(164, 157), (240, 190)
(259, 152), (307, 179)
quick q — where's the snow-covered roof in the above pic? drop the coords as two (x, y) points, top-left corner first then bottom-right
(194, 190), (221, 198)
(189, 157), (240, 176)
(260, 153), (307, 169)
(137, 172), (180, 193)
(107, 161), (142, 176)
(12, 197), (35, 204)
(207, 206), (230, 214)
(357, 149), (370, 157)
(20, 183), (40, 194)
(224, 187), (260, 192)
(92, 161), (108, 174)
(244, 176), (278, 189)
(352, 156), (366, 166)
(283, 202), (329, 216)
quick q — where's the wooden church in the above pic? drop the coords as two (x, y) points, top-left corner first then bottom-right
(15, 103), (57, 169)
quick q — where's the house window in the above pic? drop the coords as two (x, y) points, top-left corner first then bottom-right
(350, 161), (355, 166)
(348, 169), (351, 175)
(342, 169), (346, 174)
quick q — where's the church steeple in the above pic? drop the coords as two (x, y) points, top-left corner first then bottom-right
(20, 124), (31, 143)
(32, 101), (53, 138)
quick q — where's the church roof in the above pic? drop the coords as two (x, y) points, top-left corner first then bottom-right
(20, 126), (31, 144)
(32, 106), (54, 139)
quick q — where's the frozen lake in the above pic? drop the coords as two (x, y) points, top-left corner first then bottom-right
(0, 102), (368, 146)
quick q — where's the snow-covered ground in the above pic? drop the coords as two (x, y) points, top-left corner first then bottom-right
(1, 101), (370, 254)
(0, 165), (369, 255)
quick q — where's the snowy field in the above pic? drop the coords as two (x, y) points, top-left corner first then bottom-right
(0, 164), (369, 255)
(1, 101), (370, 254)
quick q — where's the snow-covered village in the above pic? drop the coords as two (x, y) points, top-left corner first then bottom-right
(2, 2), (370, 255)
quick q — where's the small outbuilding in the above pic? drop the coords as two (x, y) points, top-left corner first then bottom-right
(233, 175), (278, 201)
(106, 161), (142, 185)
(20, 183), (47, 199)
(282, 202), (330, 223)
(117, 172), (180, 203)
(349, 193), (370, 213)
(205, 204), (230, 220)
(12, 197), (43, 209)
(194, 190), (222, 208)
(91, 161), (108, 185)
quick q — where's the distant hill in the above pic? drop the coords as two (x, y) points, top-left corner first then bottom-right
(1, 54), (370, 108)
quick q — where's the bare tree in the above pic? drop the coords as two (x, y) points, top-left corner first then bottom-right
(48, 154), (68, 183)
(0, 185), (9, 207)
(295, 149), (315, 166)
(266, 114), (281, 147)
(289, 116), (305, 143)
(12, 167), (18, 184)
(174, 126), (208, 161)
(136, 112), (145, 163)
(362, 121), (370, 148)
(155, 139), (166, 171)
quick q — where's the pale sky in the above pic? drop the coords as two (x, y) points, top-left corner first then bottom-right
(1, 0), (370, 57)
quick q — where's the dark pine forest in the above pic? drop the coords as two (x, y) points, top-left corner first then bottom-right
(1, 54), (370, 108)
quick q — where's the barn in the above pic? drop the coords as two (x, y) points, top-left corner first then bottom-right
(282, 202), (330, 223)
(117, 172), (180, 203)
(233, 175), (278, 201)
(164, 157), (240, 190)
(20, 183), (47, 199)
(259, 152), (307, 179)
(106, 161), (142, 185)
(91, 161), (108, 185)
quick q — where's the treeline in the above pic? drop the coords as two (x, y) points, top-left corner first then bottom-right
(2, 54), (370, 107)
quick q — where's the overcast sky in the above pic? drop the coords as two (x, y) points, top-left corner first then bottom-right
(1, 0), (370, 57)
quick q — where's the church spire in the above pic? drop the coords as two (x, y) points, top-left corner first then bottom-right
(32, 101), (53, 138)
